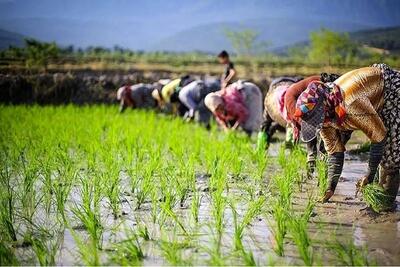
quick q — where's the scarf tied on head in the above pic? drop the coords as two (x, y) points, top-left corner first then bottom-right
(295, 81), (346, 125)
(324, 82), (346, 125)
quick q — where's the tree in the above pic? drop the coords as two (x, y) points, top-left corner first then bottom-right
(288, 45), (309, 63)
(308, 29), (357, 66)
(224, 28), (269, 56)
(24, 38), (59, 71)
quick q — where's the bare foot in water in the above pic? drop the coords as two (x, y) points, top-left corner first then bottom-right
(320, 190), (334, 203)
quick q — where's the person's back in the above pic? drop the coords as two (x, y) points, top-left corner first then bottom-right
(162, 78), (181, 103)
(130, 84), (157, 108)
(335, 67), (384, 112)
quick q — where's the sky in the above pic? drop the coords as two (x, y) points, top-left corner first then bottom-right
(0, 0), (399, 51)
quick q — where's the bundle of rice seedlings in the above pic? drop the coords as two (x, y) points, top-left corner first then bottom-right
(361, 184), (392, 213)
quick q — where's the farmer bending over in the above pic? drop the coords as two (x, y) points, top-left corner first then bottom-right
(178, 79), (220, 128)
(205, 81), (263, 135)
(117, 83), (157, 113)
(295, 64), (400, 209)
(284, 73), (352, 175)
(152, 76), (194, 116)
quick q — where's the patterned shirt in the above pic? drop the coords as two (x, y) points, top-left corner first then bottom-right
(215, 87), (249, 126)
(320, 67), (385, 154)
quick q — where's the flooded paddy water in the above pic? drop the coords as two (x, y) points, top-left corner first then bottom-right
(1, 106), (399, 266)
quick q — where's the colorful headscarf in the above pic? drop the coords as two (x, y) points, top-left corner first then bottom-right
(324, 83), (346, 125)
(295, 81), (346, 125)
(294, 81), (324, 118)
(294, 81), (346, 142)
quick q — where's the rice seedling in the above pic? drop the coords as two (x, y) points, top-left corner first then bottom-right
(329, 238), (375, 266)
(69, 174), (104, 265)
(202, 235), (227, 266)
(229, 199), (262, 266)
(150, 185), (160, 224)
(360, 183), (392, 213)
(316, 159), (328, 196)
(287, 200), (315, 266)
(19, 157), (40, 223)
(268, 198), (288, 256)
(175, 157), (196, 207)
(102, 156), (122, 219)
(0, 241), (18, 265)
(159, 231), (191, 266)
(0, 153), (18, 242)
(110, 227), (144, 265)
(135, 153), (160, 210)
(52, 151), (77, 222)
(159, 200), (188, 236)
(38, 153), (56, 215)
(136, 223), (151, 241)
(190, 191), (202, 224)
(229, 152), (244, 179)
(0, 105), (388, 266)
(211, 188), (226, 241)
(30, 230), (63, 266)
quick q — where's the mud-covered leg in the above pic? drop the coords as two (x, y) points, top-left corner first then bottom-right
(196, 100), (212, 130)
(258, 110), (274, 150)
(321, 152), (345, 203)
(306, 138), (318, 178)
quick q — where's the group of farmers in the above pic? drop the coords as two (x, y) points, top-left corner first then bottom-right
(117, 51), (263, 134)
(117, 50), (400, 211)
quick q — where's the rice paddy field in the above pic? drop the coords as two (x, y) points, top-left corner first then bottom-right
(1, 105), (399, 266)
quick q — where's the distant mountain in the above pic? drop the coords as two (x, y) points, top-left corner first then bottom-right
(0, 18), (169, 50)
(351, 26), (400, 52)
(151, 18), (371, 52)
(0, 0), (399, 51)
(0, 28), (25, 50)
(275, 26), (400, 55)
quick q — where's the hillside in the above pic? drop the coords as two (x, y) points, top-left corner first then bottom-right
(351, 26), (400, 52)
(275, 26), (400, 55)
(151, 18), (370, 52)
(0, 28), (25, 50)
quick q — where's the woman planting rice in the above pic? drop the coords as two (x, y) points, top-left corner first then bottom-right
(295, 64), (400, 209)
(259, 76), (302, 148)
(153, 75), (194, 116)
(205, 81), (263, 135)
(117, 83), (158, 112)
(285, 73), (353, 175)
(178, 79), (220, 128)
(259, 74), (347, 176)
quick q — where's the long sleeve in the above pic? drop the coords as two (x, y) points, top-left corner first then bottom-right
(320, 127), (346, 154)
(215, 114), (227, 128)
(232, 101), (249, 124)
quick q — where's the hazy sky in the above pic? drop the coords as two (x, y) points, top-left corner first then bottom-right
(0, 0), (399, 51)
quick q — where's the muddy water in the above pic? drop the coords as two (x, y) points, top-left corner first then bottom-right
(312, 158), (400, 265)
(16, 144), (400, 266)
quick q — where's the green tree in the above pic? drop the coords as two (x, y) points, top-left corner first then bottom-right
(224, 28), (269, 56)
(288, 45), (309, 63)
(308, 28), (357, 66)
(25, 38), (59, 71)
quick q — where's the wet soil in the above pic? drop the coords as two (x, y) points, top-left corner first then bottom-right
(13, 141), (400, 266)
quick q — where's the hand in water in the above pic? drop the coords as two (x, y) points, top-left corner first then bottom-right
(355, 176), (369, 197)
